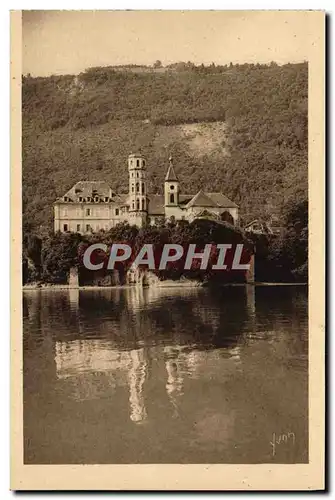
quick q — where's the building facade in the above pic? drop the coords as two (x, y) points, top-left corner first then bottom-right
(54, 153), (239, 233)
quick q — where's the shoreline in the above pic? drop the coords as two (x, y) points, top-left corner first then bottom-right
(22, 282), (308, 291)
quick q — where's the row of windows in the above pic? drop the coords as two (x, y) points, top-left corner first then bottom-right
(63, 223), (111, 233)
(130, 171), (145, 178)
(61, 207), (120, 217)
(131, 199), (146, 210)
(131, 182), (145, 194)
(130, 159), (145, 168)
(64, 196), (113, 203)
(85, 208), (119, 217)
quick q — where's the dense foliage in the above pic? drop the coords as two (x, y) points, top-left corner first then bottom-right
(22, 62), (308, 233)
(23, 219), (254, 285)
(23, 207), (308, 286)
(250, 199), (308, 282)
(22, 62), (308, 283)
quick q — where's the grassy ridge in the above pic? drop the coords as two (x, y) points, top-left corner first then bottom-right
(22, 62), (308, 234)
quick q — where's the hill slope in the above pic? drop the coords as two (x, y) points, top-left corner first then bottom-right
(22, 62), (308, 234)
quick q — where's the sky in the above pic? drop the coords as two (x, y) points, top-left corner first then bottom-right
(22, 10), (310, 76)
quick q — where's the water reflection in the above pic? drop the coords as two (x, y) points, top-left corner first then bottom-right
(23, 285), (308, 464)
(128, 348), (147, 423)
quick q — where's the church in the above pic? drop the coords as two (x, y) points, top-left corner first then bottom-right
(53, 153), (238, 233)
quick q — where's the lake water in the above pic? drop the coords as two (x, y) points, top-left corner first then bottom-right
(23, 285), (308, 464)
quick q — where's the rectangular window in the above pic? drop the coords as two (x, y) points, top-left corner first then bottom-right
(115, 208), (119, 216)
(63, 224), (68, 232)
(86, 224), (90, 232)
(76, 224), (81, 232)
(86, 208), (91, 216)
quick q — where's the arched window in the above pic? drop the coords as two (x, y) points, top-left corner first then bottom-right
(142, 183), (145, 194)
(141, 199), (145, 210)
(136, 199), (140, 210)
(132, 201), (135, 210)
(131, 185), (134, 193)
(136, 159), (140, 167)
(170, 193), (175, 204)
(136, 183), (140, 193)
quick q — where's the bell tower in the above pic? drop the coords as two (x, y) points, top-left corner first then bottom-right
(128, 153), (147, 227)
(164, 156), (179, 207)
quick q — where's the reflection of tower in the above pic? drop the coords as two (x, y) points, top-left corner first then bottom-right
(228, 346), (243, 370)
(245, 284), (257, 344)
(69, 288), (79, 309)
(128, 348), (148, 423)
(246, 284), (256, 315)
(125, 286), (146, 312)
(164, 346), (184, 417)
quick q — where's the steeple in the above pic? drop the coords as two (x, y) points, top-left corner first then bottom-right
(164, 156), (179, 207)
(165, 156), (179, 182)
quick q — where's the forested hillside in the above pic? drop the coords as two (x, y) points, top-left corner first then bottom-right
(22, 62), (308, 235)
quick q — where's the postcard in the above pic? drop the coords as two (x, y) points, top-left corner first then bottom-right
(11, 10), (325, 490)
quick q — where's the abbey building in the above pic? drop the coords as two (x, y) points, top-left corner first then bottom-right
(53, 153), (238, 233)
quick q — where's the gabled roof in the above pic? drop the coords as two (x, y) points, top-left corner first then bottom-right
(186, 190), (219, 209)
(205, 192), (238, 208)
(165, 163), (179, 182)
(55, 181), (124, 203)
(179, 194), (194, 205)
(117, 194), (129, 206)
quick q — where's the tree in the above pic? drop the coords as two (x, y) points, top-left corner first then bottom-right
(153, 60), (162, 69)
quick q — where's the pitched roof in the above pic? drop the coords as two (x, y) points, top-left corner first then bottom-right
(55, 181), (124, 203)
(186, 190), (219, 209)
(179, 194), (194, 205)
(165, 163), (179, 182)
(205, 192), (238, 208)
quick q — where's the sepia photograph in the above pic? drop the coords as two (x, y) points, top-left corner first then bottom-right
(11, 9), (324, 490)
